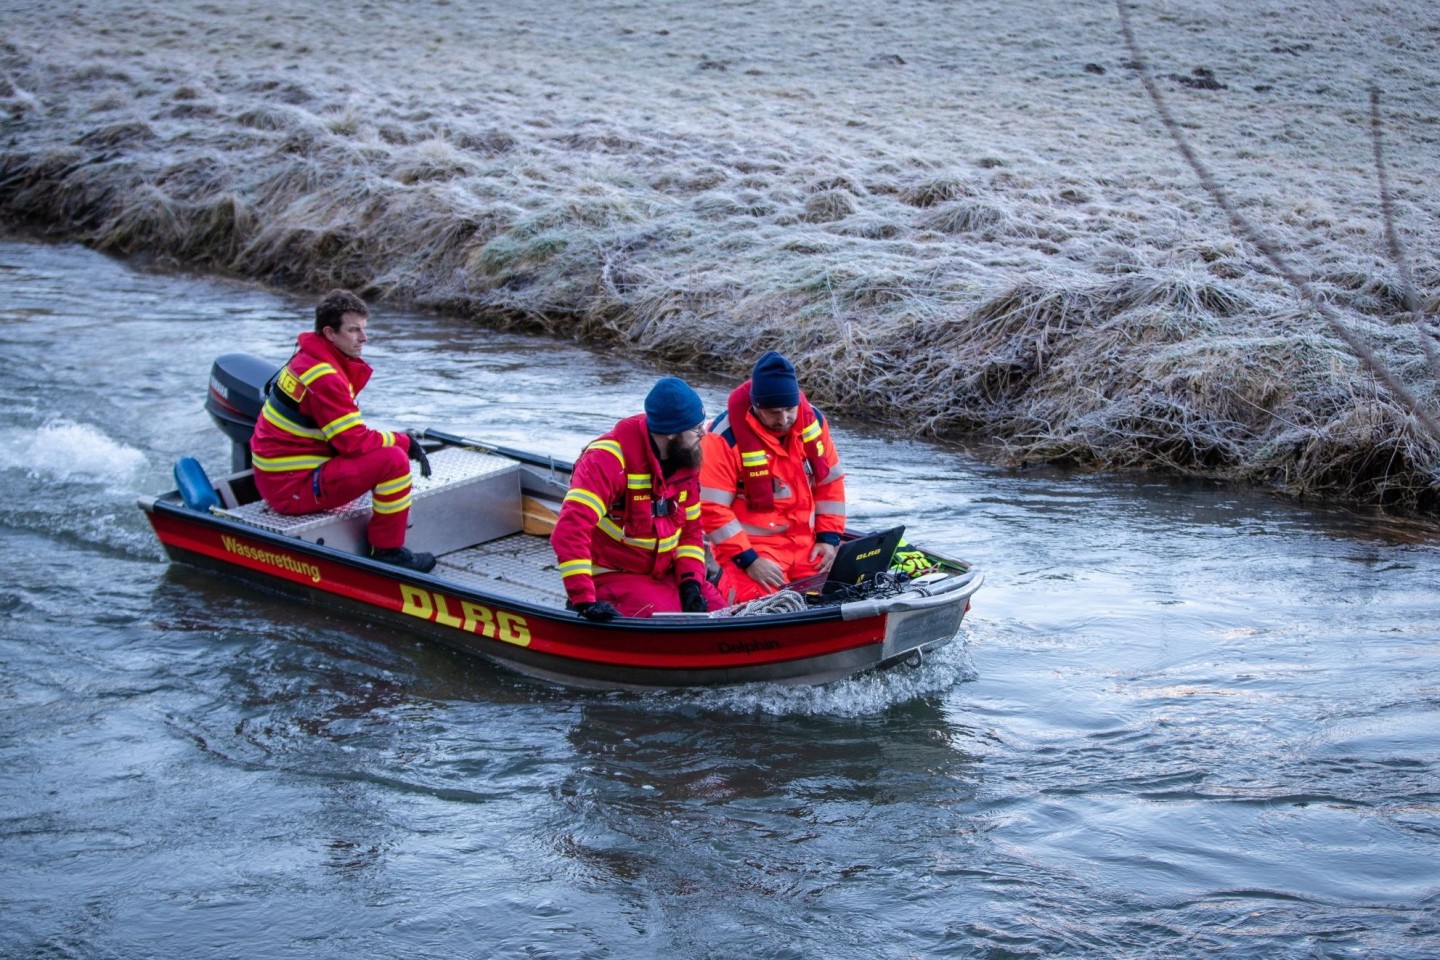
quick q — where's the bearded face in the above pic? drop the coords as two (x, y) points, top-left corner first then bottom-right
(655, 427), (705, 473)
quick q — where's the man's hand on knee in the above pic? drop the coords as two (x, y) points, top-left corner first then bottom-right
(744, 556), (787, 590)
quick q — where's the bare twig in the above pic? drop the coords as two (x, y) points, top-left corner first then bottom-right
(1369, 87), (1440, 381)
(1116, 0), (1440, 446)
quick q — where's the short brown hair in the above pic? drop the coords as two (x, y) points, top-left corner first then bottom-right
(314, 289), (368, 333)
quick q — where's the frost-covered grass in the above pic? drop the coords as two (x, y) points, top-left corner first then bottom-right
(2, 0), (1438, 507)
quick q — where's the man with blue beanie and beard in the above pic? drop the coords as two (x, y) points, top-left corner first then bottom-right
(551, 376), (726, 620)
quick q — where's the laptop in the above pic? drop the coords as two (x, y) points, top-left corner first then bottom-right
(789, 525), (906, 600)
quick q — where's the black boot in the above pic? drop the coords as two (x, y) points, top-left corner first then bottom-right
(369, 545), (436, 573)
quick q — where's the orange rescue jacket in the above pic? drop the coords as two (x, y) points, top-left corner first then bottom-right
(699, 387), (846, 570)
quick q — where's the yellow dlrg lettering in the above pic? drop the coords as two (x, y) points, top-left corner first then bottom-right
(461, 600), (496, 638)
(400, 585), (434, 619)
(433, 593), (464, 628)
(397, 585), (530, 647)
(497, 611), (531, 646)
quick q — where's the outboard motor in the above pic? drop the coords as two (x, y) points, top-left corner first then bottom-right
(205, 353), (280, 471)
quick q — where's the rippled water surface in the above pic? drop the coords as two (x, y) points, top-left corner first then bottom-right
(1, 239), (1437, 959)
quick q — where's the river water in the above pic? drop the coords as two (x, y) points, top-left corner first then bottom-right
(1, 237), (1436, 959)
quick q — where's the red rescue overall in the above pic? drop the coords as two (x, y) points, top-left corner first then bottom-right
(551, 414), (722, 617)
(249, 332), (416, 550)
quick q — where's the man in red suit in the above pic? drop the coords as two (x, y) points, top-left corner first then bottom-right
(249, 289), (435, 572)
(551, 377), (725, 620)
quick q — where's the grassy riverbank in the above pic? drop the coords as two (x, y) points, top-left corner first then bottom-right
(3, 0), (1438, 508)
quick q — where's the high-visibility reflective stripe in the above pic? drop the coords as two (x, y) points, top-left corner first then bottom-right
(321, 411), (363, 439)
(564, 488), (607, 519)
(685, 503), (701, 521)
(710, 519), (744, 543)
(742, 520), (788, 536)
(252, 452), (331, 472)
(740, 450), (768, 467)
(626, 473), (652, 489)
(585, 439), (624, 463)
(299, 363), (337, 385)
(597, 517), (631, 542)
(374, 474), (413, 497)
(676, 544), (705, 563)
(700, 486), (734, 505)
(814, 499), (845, 515)
(599, 518), (656, 546)
(559, 559), (593, 579)
(800, 421), (821, 442)
(379, 430), (396, 447)
(371, 494), (412, 515)
(260, 401), (326, 440)
(822, 459), (847, 482)
(594, 517), (678, 552)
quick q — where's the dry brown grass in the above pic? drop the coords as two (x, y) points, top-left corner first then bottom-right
(2, 0), (1438, 510)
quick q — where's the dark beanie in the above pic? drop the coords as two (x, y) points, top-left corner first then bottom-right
(644, 376), (705, 434)
(750, 351), (800, 408)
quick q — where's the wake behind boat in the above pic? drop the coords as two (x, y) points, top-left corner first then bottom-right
(137, 354), (982, 689)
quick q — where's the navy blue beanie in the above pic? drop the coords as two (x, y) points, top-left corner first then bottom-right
(645, 376), (705, 434)
(750, 351), (800, 408)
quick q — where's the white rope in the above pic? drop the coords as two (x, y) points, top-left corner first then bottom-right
(713, 589), (809, 617)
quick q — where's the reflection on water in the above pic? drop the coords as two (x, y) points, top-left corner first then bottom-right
(1, 238), (1438, 959)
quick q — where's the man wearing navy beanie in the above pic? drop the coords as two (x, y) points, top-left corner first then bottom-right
(699, 351), (848, 604)
(552, 376), (725, 620)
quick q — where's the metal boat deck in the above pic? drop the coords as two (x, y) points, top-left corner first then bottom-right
(211, 446), (571, 607)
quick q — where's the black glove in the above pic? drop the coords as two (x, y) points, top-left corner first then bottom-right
(406, 431), (432, 479)
(678, 579), (708, 613)
(575, 600), (619, 622)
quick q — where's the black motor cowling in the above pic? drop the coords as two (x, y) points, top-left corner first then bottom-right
(205, 353), (280, 471)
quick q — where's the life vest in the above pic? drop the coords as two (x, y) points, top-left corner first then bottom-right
(585, 414), (666, 541)
(725, 380), (829, 512)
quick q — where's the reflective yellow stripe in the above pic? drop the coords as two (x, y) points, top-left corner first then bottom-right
(374, 474), (412, 497)
(321, 411), (363, 439)
(371, 494), (412, 515)
(676, 544), (705, 563)
(740, 450), (767, 467)
(596, 517), (665, 549)
(656, 531), (680, 552)
(559, 559), (593, 579)
(585, 439), (624, 463)
(597, 517), (634, 543)
(299, 363), (337, 385)
(260, 401), (326, 440)
(252, 452), (331, 472)
(626, 473), (651, 489)
(800, 421), (821, 442)
(564, 488), (607, 519)
(685, 503), (701, 521)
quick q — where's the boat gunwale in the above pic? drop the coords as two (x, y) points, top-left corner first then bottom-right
(140, 490), (877, 633)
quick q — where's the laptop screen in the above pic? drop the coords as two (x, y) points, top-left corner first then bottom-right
(786, 525), (907, 597)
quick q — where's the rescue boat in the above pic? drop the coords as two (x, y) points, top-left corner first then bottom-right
(137, 354), (983, 690)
